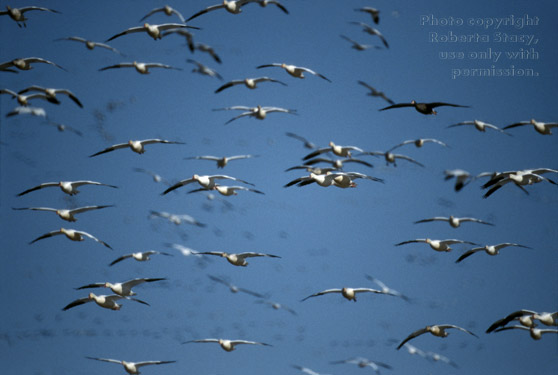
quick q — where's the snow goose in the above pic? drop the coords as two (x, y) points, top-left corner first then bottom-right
(285, 165), (338, 175)
(256, 300), (297, 315)
(444, 169), (472, 192)
(139, 5), (186, 23)
(395, 238), (477, 252)
(185, 154), (256, 168)
(303, 142), (363, 160)
(486, 310), (557, 333)
(110, 250), (173, 266)
(85, 357), (175, 374)
(387, 138), (448, 152)
(187, 59), (222, 80)
(76, 278), (166, 297)
(17, 180), (117, 196)
(400, 343), (426, 357)
(254, 1), (288, 14)
(349, 22), (389, 48)
(186, 1), (255, 22)
(193, 251), (280, 266)
(257, 63), (331, 82)
(425, 352), (459, 368)
(396, 324), (478, 349)
(0, 57), (66, 72)
(89, 139), (184, 157)
(291, 365), (329, 375)
(99, 61), (181, 74)
(183, 338), (272, 351)
(189, 185), (264, 196)
(503, 119), (558, 135)
(456, 243), (531, 263)
(354, 7), (380, 24)
(12, 204), (114, 222)
(6, 106), (46, 117)
(194, 43), (222, 63)
(380, 100), (469, 115)
(163, 174), (255, 194)
(304, 157), (374, 170)
(492, 325), (558, 340)
(208, 275), (266, 297)
(149, 210), (205, 227)
(340, 35), (379, 51)
(46, 121), (83, 136)
(133, 167), (169, 184)
(447, 120), (510, 135)
(330, 172), (383, 188)
(0, 88), (51, 106)
(364, 275), (410, 302)
(482, 168), (558, 198)
(414, 215), (494, 228)
(214, 105), (296, 124)
(63, 294), (148, 311)
(161, 28), (195, 51)
(29, 228), (112, 249)
(55, 36), (123, 55)
(18, 85), (83, 107)
(215, 77), (286, 93)
(286, 132), (318, 149)
(331, 357), (392, 373)
(302, 287), (395, 302)
(360, 151), (424, 167)
(284, 172), (338, 188)
(0, 5), (59, 27)
(106, 23), (196, 42)
(357, 81), (394, 105)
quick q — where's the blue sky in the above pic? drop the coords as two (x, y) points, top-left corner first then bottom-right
(1, 1), (557, 374)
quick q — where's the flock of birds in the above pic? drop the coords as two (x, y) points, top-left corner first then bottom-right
(1, 2), (557, 375)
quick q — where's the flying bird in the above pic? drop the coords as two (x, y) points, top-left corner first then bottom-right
(6, 106), (46, 117)
(482, 168), (558, 198)
(214, 105), (296, 124)
(106, 23), (195, 42)
(0, 88), (51, 106)
(149, 210), (206, 227)
(0, 5), (60, 27)
(110, 251), (173, 266)
(444, 169), (473, 192)
(139, 5), (186, 23)
(291, 365), (330, 375)
(186, 1), (255, 22)
(380, 100), (469, 115)
(395, 238), (477, 252)
(503, 119), (558, 135)
(301, 287), (395, 302)
(492, 325), (558, 340)
(486, 310), (558, 333)
(357, 81), (394, 105)
(254, 1), (289, 14)
(12, 205), (114, 222)
(256, 300), (297, 315)
(17, 86), (83, 107)
(193, 251), (280, 266)
(99, 61), (182, 74)
(257, 63), (331, 82)
(162, 174), (255, 194)
(364, 275), (410, 302)
(46, 121), (83, 136)
(133, 168), (169, 185)
(17, 180), (117, 196)
(331, 357), (392, 374)
(360, 151), (424, 167)
(187, 59), (222, 79)
(183, 338), (271, 351)
(354, 7), (380, 24)
(387, 138), (448, 152)
(185, 154), (256, 168)
(340, 35), (379, 51)
(285, 132), (318, 149)
(215, 77), (286, 93)
(447, 120), (511, 135)
(0, 57), (66, 72)
(303, 142), (363, 160)
(29, 228), (112, 249)
(208, 275), (266, 298)
(456, 243), (531, 263)
(89, 139), (184, 157)
(55, 36), (123, 54)
(85, 357), (176, 374)
(194, 43), (222, 63)
(414, 215), (494, 228)
(349, 22), (389, 48)
(189, 185), (264, 196)
(396, 324), (478, 349)
(76, 278), (167, 296)
(303, 157), (374, 170)
(63, 294), (148, 311)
